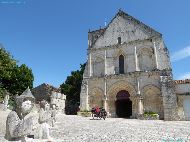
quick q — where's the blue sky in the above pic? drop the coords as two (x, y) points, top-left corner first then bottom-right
(0, 0), (190, 88)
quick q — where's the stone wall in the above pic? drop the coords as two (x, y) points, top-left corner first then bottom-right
(86, 37), (171, 79)
(89, 10), (161, 48)
(51, 92), (66, 112)
(175, 82), (190, 94)
(81, 71), (164, 118)
(161, 75), (178, 121)
(84, 11), (171, 80)
(175, 81), (190, 120)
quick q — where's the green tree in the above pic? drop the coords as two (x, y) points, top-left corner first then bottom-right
(0, 47), (16, 101)
(60, 63), (86, 114)
(0, 46), (34, 105)
(0, 47), (17, 82)
(7, 64), (34, 95)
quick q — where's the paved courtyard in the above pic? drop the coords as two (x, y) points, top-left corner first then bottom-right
(0, 111), (190, 142)
(51, 114), (190, 142)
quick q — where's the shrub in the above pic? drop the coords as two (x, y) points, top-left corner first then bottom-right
(144, 111), (159, 117)
(77, 110), (91, 117)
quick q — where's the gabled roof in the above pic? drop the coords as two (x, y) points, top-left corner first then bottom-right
(89, 10), (162, 45)
(174, 79), (190, 84)
(33, 83), (61, 93)
(117, 10), (161, 35)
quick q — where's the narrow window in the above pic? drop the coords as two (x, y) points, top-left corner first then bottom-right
(118, 37), (121, 44)
(119, 55), (124, 74)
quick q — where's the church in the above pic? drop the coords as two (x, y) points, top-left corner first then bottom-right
(80, 10), (190, 121)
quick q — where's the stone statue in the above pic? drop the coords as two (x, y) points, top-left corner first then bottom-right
(82, 80), (87, 91)
(38, 100), (52, 139)
(3, 91), (10, 111)
(5, 87), (36, 141)
(51, 104), (56, 126)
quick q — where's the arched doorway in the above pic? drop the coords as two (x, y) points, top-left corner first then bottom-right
(115, 90), (132, 118)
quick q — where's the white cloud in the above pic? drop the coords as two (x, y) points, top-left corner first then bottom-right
(171, 46), (190, 62)
(178, 72), (190, 80)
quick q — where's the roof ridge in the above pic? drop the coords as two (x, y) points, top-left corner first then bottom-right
(174, 79), (190, 84)
(89, 27), (106, 33)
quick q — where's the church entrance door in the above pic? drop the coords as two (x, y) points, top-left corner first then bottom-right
(115, 90), (132, 118)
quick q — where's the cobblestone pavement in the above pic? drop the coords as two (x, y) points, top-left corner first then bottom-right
(51, 114), (190, 142)
(1, 112), (190, 142)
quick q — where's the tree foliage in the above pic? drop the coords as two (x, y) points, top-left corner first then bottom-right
(0, 46), (34, 103)
(60, 63), (86, 114)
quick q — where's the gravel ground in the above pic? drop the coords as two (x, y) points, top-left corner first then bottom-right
(0, 111), (190, 142)
(51, 114), (190, 142)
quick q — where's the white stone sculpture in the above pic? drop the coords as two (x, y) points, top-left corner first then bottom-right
(5, 87), (36, 141)
(38, 100), (52, 139)
(51, 104), (56, 127)
(3, 91), (10, 110)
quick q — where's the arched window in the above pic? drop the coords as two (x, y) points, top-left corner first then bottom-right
(118, 37), (121, 44)
(119, 55), (124, 74)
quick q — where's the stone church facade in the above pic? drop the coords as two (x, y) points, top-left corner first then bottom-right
(80, 10), (190, 121)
